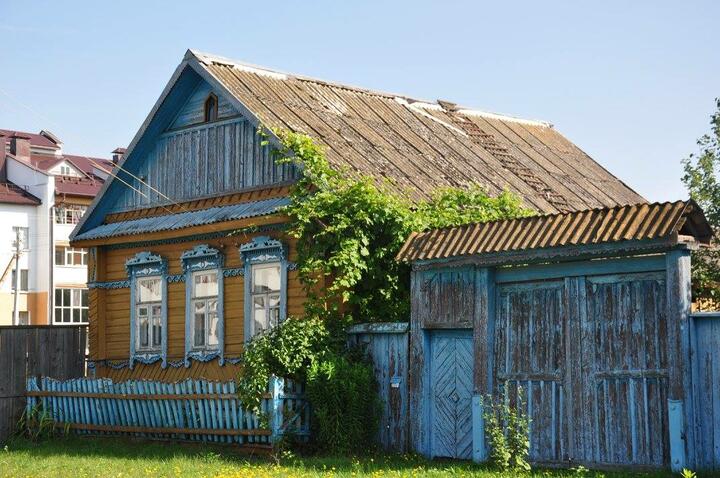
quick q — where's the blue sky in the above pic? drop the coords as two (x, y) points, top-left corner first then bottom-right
(1, 0), (718, 202)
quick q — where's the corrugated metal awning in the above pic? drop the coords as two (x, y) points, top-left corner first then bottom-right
(396, 200), (713, 263)
(73, 196), (289, 241)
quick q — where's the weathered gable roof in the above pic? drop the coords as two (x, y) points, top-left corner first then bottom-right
(192, 50), (644, 213)
(396, 200), (713, 263)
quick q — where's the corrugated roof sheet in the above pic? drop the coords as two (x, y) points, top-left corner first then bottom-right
(73, 196), (289, 241)
(193, 50), (645, 214)
(396, 200), (713, 262)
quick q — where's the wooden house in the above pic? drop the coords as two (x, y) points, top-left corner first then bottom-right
(70, 49), (645, 383)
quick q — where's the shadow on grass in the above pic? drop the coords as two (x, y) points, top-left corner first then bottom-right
(3, 435), (677, 477)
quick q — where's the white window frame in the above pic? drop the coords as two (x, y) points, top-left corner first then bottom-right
(12, 226), (29, 250)
(249, 262), (282, 338)
(55, 246), (87, 266)
(135, 276), (163, 353)
(190, 270), (220, 350)
(54, 204), (87, 225)
(53, 288), (88, 324)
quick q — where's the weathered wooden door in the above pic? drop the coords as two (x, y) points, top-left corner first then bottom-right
(579, 274), (669, 466)
(493, 273), (669, 466)
(429, 330), (473, 459)
(495, 281), (566, 462)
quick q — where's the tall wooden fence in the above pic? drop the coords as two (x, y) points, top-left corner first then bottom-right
(348, 322), (409, 452)
(690, 312), (720, 469)
(25, 376), (309, 448)
(0, 326), (87, 444)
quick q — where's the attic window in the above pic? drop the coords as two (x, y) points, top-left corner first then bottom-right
(204, 93), (218, 122)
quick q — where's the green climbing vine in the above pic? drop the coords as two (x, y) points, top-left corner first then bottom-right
(237, 128), (534, 450)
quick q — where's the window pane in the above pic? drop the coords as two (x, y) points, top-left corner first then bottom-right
(194, 302), (205, 347)
(208, 310), (219, 346)
(55, 247), (65, 265)
(63, 289), (70, 305)
(139, 313), (149, 347)
(152, 315), (162, 347)
(63, 309), (70, 323)
(270, 307), (280, 328)
(137, 278), (161, 302)
(81, 252), (88, 265)
(252, 264), (280, 293)
(253, 308), (269, 335)
(81, 289), (88, 307)
(71, 289), (81, 307)
(72, 309), (80, 323)
(74, 252), (82, 264)
(81, 309), (88, 322)
(54, 307), (61, 321)
(193, 272), (218, 298)
(55, 289), (62, 305)
(269, 294), (280, 308)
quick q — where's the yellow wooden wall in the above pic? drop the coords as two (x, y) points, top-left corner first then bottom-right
(89, 228), (307, 381)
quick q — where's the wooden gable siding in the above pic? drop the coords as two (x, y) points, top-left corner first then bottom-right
(170, 81), (240, 129)
(109, 116), (298, 213)
(89, 229), (307, 381)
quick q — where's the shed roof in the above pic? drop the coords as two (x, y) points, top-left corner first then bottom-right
(73, 196), (289, 241)
(191, 50), (644, 214)
(0, 182), (41, 206)
(396, 200), (713, 263)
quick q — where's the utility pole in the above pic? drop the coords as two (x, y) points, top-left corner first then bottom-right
(12, 227), (21, 326)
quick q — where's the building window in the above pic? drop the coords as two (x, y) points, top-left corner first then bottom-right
(12, 226), (29, 250)
(240, 236), (288, 342)
(204, 93), (218, 122)
(11, 269), (28, 291)
(60, 165), (71, 175)
(250, 263), (281, 336)
(54, 288), (88, 324)
(18, 311), (29, 325)
(135, 277), (162, 352)
(126, 251), (167, 367)
(191, 271), (219, 349)
(181, 244), (224, 366)
(54, 204), (87, 224)
(55, 246), (88, 266)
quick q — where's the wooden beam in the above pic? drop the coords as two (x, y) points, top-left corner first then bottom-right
(64, 422), (271, 436)
(26, 391), (271, 400)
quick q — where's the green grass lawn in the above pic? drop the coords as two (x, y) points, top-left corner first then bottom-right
(0, 436), (690, 478)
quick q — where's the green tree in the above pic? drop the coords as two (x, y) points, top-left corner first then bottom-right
(682, 98), (720, 302)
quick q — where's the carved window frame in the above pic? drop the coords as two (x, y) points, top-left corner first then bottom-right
(181, 244), (225, 366)
(126, 252), (168, 368)
(239, 236), (288, 342)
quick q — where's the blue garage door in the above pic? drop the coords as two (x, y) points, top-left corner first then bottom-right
(429, 329), (473, 459)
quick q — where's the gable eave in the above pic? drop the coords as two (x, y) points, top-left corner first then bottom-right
(71, 50), (284, 241)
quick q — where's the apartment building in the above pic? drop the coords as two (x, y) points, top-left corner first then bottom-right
(0, 129), (118, 325)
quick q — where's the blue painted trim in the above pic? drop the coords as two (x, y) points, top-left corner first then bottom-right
(495, 254), (666, 283)
(103, 223), (287, 251)
(472, 395), (486, 462)
(346, 322), (409, 334)
(181, 244), (225, 367)
(668, 399), (686, 471)
(239, 236), (289, 343)
(126, 251), (168, 369)
(88, 280), (131, 289)
(270, 376), (284, 442)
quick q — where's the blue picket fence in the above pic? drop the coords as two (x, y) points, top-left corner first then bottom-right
(25, 376), (309, 446)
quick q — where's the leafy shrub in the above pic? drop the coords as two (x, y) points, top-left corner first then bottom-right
(305, 354), (381, 454)
(238, 316), (334, 413)
(483, 388), (531, 472)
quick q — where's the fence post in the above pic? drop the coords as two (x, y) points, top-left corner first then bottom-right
(270, 376), (284, 443)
